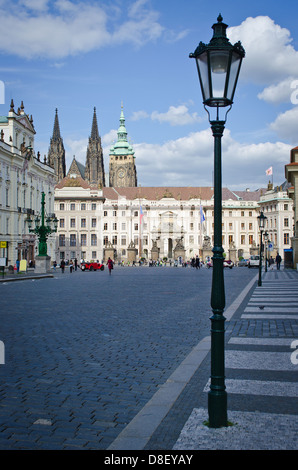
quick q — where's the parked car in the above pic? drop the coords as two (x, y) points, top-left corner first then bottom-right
(81, 261), (104, 271)
(248, 255), (260, 268)
(238, 259), (248, 267)
(207, 260), (234, 269)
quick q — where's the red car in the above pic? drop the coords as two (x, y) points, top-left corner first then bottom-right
(81, 261), (104, 271)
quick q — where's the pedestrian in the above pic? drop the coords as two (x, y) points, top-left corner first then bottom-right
(74, 258), (78, 271)
(60, 259), (65, 273)
(69, 260), (73, 273)
(275, 252), (282, 270)
(53, 261), (57, 271)
(107, 257), (114, 275)
(195, 255), (200, 269)
(269, 256), (274, 270)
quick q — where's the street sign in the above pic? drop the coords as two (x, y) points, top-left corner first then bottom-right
(268, 243), (274, 251)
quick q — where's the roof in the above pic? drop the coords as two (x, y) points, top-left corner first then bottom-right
(55, 175), (91, 189)
(102, 187), (214, 201)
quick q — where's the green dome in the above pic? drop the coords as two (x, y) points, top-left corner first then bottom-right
(110, 106), (135, 156)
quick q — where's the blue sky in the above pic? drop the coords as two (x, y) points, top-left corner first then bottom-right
(0, 0), (298, 190)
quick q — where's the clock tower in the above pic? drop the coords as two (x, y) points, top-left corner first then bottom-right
(109, 105), (137, 188)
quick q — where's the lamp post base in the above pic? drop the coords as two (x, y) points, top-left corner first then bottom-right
(35, 255), (51, 274)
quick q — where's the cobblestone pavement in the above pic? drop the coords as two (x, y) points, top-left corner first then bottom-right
(0, 265), (256, 450)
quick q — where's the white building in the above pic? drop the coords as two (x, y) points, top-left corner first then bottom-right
(54, 176), (282, 264)
(0, 100), (56, 267)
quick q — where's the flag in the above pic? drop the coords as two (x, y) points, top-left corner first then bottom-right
(266, 166), (273, 176)
(200, 205), (205, 224)
(140, 205), (144, 225)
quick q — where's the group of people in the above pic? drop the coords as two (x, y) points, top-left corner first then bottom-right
(267, 253), (282, 270)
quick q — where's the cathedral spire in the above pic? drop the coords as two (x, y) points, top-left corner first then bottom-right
(90, 107), (100, 141)
(48, 108), (66, 182)
(52, 108), (61, 140)
(84, 107), (105, 188)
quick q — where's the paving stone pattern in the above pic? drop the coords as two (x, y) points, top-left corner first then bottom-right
(0, 266), (256, 450)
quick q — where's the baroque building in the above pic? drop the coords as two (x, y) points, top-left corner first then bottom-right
(52, 105), (293, 265)
(0, 100), (56, 266)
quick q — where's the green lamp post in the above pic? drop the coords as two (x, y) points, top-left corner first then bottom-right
(26, 192), (58, 257)
(190, 14), (245, 428)
(257, 211), (267, 286)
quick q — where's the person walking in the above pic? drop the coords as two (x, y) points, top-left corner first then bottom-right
(275, 252), (282, 271)
(69, 260), (73, 273)
(60, 259), (65, 273)
(107, 257), (114, 275)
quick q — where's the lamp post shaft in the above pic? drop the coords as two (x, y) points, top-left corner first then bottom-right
(208, 120), (227, 428)
(258, 230), (263, 286)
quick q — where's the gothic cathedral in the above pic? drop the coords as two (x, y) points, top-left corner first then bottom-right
(48, 105), (137, 188)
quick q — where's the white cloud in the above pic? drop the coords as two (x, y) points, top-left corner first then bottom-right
(257, 77), (296, 104)
(133, 129), (291, 189)
(270, 106), (298, 144)
(0, 0), (181, 59)
(228, 16), (298, 84)
(151, 105), (202, 126)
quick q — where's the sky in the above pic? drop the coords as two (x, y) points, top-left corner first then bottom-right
(0, 0), (298, 191)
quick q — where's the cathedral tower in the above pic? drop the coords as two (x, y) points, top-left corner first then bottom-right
(109, 105), (137, 188)
(48, 109), (66, 182)
(84, 107), (105, 188)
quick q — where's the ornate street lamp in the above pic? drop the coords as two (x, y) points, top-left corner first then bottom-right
(257, 211), (267, 286)
(26, 192), (58, 257)
(190, 14), (245, 428)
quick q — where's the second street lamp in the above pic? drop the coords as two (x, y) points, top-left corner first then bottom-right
(257, 211), (267, 286)
(190, 14), (245, 428)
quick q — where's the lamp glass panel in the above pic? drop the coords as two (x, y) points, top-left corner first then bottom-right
(196, 52), (210, 101)
(209, 50), (229, 98)
(227, 52), (242, 101)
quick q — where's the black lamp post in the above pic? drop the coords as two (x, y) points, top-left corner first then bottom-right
(264, 231), (269, 272)
(190, 14), (245, 428)
(257, 211), (267, 286)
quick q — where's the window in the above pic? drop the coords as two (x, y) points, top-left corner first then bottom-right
(70, 234), (76, 246)
(92, 218), (96, 228)
(81, 218), (86, 228)
(104, 210), (108, 216)
(104, 223), (108, 230)
(284, 218), (289, 227)
(241, 235), (245, 245)
(70, 203), (75, 210)
(121, 236), (126, 246)
(91, 203), (96, 210)
(80, 234), (86, 246)
(103, 236), (109, 246)
(59, 218), (65, 228)
(112, 235), (117, 245)
(113, 210), (117, 216)
(81, 203), (86, 210)
(70, 218), (75, 228)
(190, 223), (194, 230)
(91, 234), (97, 246)
(60, 203), (64, 210)
(228, 235), (233, 245)
(121, 222), (126, 230)
(249, 235), (253, 245)
(249, 211), (252, 217)
(284, 204), (288, 210)
(92, 251), (97, 259)
(60, 252), (65, 260)
(122, 211), (126, 216)
(134, 223), (138, 231)
(59, 234), (65, 247)
(284, 233), (289, 245)
(241, 211), (244, 217)
(113, 223), (117, 230)
(241, 223), (245, 230)
(249, 223), (253, 230)
(134, 211), (138, 217)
